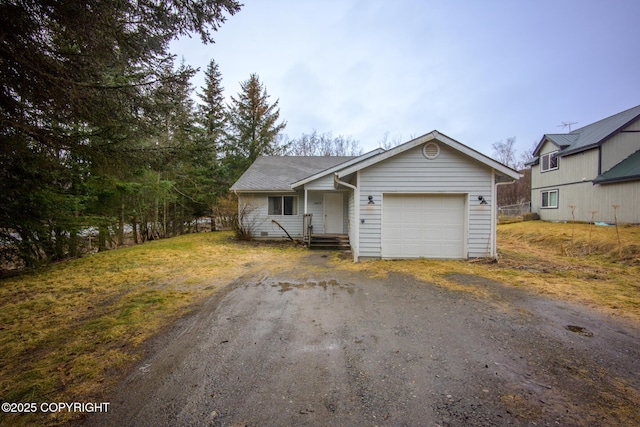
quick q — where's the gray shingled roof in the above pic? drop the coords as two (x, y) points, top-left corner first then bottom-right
(230, 156), (355, 191)
(539, 104), (640, 157)
(593, 149), (640, 184)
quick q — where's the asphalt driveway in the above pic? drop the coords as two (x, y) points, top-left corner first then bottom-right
(83, 253), (640, 426)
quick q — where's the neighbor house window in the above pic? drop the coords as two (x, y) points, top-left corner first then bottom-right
(541, 151), (558, 172)
(541, 190), (558, 208)
(268, 196), (298, 215)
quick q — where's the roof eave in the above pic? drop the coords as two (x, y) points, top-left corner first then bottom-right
(559, 143), (599, 157)
(232, 188), (297, 194)
(533, 134), (567, 156)
(289, 148), (385, 189)
(336, 131), (521, 180)
(593, 175), (640, 185)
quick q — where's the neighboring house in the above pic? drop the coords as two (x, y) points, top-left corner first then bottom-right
(230, 131), (520, 261)
(528, 105), (640, 224)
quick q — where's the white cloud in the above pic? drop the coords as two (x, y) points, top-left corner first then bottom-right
(172, 0), (640, 156)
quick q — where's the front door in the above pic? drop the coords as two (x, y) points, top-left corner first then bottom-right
(323, 193), (343, 234)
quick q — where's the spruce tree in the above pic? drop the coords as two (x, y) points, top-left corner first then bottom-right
(0, 0), (241, 267)
(195, 59), (228, 206)
(198, 59), (227, 158)
(224, 73), (287, 182)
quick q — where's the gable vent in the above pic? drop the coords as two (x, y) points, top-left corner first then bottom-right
(423, 142), (440, 159)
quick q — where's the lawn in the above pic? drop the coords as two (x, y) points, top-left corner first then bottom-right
(0, 232), (309, 426)
(1, 222), (638, 425)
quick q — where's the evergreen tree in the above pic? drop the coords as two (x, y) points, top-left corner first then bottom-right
(224, 73), (287, 182)
(0, 0), (241, 267)
(195, 59), (228, 209)
(198, 59), (227, 158)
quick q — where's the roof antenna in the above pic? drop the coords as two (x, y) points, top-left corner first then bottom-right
(558, 121), (578, 132)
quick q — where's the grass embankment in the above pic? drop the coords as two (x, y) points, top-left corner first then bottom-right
(0, 232), (307, 426)
(334, 221), (640, 322)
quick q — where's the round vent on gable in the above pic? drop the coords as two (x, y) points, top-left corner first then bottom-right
(422, 142), (440, 159)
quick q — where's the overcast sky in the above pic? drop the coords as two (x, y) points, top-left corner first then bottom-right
(170, 0), (640, 159)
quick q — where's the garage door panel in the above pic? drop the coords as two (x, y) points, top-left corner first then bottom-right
(382, 194), (465, 259)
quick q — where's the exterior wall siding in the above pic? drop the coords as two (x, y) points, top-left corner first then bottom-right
(531, 130), (640, 224)
(531, 140), (598, 218)
(238, 189), (351, 239)
(532, 181), (640, 224)
(304, 174), (336, 190)
(237, 192), (305, 238)
(356, 143), (493, 259)
(532, 141), (599, 190)
(601, 120), (640, 172)
(347, 177), (358, 258)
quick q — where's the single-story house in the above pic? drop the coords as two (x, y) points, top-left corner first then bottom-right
(230, 131), (521, 261)
(527, 104), (640, 224)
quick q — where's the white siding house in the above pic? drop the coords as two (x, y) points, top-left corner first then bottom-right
(231, 131), (521, 261)
(529, 105), (640, 224)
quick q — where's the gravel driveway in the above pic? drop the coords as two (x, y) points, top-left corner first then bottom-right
(83, 253), (640, 426)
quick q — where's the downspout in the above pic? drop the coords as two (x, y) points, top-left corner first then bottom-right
(334, 173), (359, 262)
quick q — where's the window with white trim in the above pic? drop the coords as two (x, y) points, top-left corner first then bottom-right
(541, 190), (558, 209)
(268, 196), (298, 215)
(541, 151), (558, 172)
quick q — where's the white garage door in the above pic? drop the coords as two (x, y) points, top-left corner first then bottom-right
(382, 194), (466, 259)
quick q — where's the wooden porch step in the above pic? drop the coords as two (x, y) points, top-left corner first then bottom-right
(309, 234), (350, 251)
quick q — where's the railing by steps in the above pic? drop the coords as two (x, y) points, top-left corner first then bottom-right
(303, 214), (313, 246)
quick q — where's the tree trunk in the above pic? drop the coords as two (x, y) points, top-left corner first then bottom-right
(69, 229), (78, 258)
(132, 216), (139, 244)
(54, 226), (65, 260)
(118, 201), (125, 247)
(98, 224), (108, 252)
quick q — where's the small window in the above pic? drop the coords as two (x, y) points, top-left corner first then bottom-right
(541, 190), (558, 209)
(541, 151), (558, 172)
(268, 196), (298, 215)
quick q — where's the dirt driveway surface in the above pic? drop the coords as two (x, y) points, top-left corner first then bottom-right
(83, 253), (640, 426)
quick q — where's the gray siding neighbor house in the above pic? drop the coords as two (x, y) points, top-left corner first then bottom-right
(230, 131), (520, 261)
(528, 105), (640, 224)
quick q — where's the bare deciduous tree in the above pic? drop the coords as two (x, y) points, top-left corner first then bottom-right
(284, 130), (362, 156)
(493, 137), (535, 209)
(492, 137), (518, 168)
(377, 131), (404, 150)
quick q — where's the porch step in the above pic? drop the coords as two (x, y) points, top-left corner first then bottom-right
(309, 234), (350, 251)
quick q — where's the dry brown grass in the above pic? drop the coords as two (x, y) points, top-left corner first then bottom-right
(1, 222), (638, 425)
(493, 221), (640, 320)
(332, 221), (640, 323)
(0, 232), (308, 426)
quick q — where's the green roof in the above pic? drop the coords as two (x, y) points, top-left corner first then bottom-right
(534, 104), (640, 158)
(593, 149), (640, 184)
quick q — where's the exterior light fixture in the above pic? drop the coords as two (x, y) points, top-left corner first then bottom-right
(368, 195), (375, 205)
(478, 195), (488, 205)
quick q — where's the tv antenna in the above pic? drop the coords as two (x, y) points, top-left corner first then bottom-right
(558, 121), (578, 131)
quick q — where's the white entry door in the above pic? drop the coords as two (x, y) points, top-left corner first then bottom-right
(323, 193), (344, 234)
